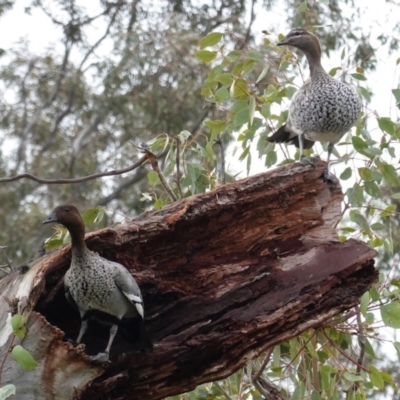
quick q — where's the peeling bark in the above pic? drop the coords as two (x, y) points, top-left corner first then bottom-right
(0, 162), (377, 400)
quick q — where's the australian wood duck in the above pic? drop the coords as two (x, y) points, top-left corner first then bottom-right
(43, 205), (152, 361)
(267, 28), (362, 179)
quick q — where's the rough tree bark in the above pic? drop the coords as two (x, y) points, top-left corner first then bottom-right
(0, 161), (377, 400)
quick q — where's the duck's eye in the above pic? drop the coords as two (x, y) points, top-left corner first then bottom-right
(64, 207), (70, 213)
(294, 31), (301, 36)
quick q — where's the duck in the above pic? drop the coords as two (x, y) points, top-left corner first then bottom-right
(43, 204), (152, 361)
(267, 28), (362, 180)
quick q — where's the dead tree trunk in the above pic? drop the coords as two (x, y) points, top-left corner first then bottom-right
(0, 162), (377, 400)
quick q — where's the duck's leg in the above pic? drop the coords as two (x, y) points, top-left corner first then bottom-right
(76, 320), (88, 343)
(323, 142), (339, 183)
(90, 324), (118, 362)
(298, 133), (318, 167)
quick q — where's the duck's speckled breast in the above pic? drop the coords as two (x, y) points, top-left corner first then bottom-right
(65, 251), (135, 319)
(289, 73), (361, 140)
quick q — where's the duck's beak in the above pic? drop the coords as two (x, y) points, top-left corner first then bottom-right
(43, 212), (58, 224)
(277, 39), (289, 46)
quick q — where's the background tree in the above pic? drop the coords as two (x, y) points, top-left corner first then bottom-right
(0, 0), (400, 399)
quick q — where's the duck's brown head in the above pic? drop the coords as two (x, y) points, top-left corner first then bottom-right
(278, 29), (320, 51)
(43, 205), (85, 241)
(278, 29), (322, 73)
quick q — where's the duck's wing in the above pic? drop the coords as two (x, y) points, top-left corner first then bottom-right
(64, 280), (79, 311)
(112, 263), (144, 319)
(113, 263), (153, 352)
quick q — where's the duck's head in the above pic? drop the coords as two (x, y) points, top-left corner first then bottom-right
(43, 204), (84, 232)
(277, 28), (321, 54)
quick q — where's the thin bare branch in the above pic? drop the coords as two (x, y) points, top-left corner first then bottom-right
(47, 41), (71, 106)
(322, 331), (369, 372)
(252, 347), (273, 383)
(41, 85), (76, 153)
(253, 375), (285, 400)
(355, 307), (366, 374)
(212, 382), (233, 400)
(77, 3), (122, 71)
(0, 156), (147, 185)
(238, 0), (257, 50)
(143, 147), (177, 202)
(175, 138), (183, 198)
(97, 170), (147, 206)
(215, 136), (226, 184)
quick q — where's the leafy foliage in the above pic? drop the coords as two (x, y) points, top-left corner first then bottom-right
(1, 1), (400, 399)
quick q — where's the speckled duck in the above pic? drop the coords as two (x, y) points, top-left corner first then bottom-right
(43, 205), (152, 361)
(268, 28), (362, 179)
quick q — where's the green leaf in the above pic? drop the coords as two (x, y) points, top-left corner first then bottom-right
(265, 150), (277, 167)
(380, 204), (396, 217)
(352, 136), (368, 151)
(233, 78), (248, 99)
(249, 96), (255, 126)
(379, 163), (400, 186)
(344, 372), (364, 382)
(195, 50), (217, 63)
(358, 167), (373, 181)
(360, 291), (369, 317)
(340, 167), (352, 180)
(349, 210), (370, 232)
(381, 302), (400, 328)
(378, 117), (396, 135)
(298, 1), (307, 12)
(214, 87), (230, 103)
(0, 384), (16, 400)
(364, 338), (376, 358)
(11, 345), (38, 371)
(394, 342), (400, 361)
(370, 222), (385, 231)
(147, 170), (160, 186)
(216, 73), (233, 86)
(226, 50), (241, 62)
(247, 50), (263, 60)
(346, 184), (364, 207)
(369, 366), (384, 390)
(292, 384), (306, 400)
(140, 192), (153, 202)
(364, 181), (382, 198)
(351, 73), (367, 81)
(204, 119), (227, 137)
(329, 66), (341, 76)
(370, 286), (380, 302)
(391, 192), (400, 199)
(365, 312), (375, 324)
(179, 130), (191, 143)
(199, 32), (223, 49)
(153, 198), (164, 210)
(256, 64), (269, 83)
(82, 207), (105, 225)
(358, 86), (371, 102)
(205, 141), (214, 162)
(11, 315), (26, 339)
(44, 238), (64, 250)
(311, 391), (323, 400)
(392, 88), (400, 108)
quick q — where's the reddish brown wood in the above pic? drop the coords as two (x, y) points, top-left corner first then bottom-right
(0, 162), (377, 400)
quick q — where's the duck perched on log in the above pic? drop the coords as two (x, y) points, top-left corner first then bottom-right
(267, 28), (362, 180)
(43, 205), (152, 361)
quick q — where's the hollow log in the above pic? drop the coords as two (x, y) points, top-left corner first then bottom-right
(0, 161), (377, 400)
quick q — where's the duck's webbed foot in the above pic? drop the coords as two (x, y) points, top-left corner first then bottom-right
(323, 168), (339, 184)
(89, 352), (110, 363)
(299, 155), (319, 167)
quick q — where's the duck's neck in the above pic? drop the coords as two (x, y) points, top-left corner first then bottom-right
(69, 225), (89, 257)
(303, 45), (325, 76)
